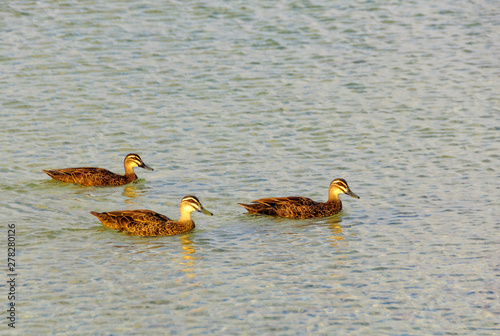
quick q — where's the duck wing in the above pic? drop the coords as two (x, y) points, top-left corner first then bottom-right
(239, 197), (318, 218)
(43, 167), (122, 186)
(91, 209), (171, 232)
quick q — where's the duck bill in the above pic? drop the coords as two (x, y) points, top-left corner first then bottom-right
(200, 207), (213, 216)
(140, 163), (154, 171)
(346, 189), (360, 199)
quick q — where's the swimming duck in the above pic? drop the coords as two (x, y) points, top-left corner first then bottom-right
(42, 153), (153, 186)
(238, 178), (359, 219)
(90, 195), (213, 236)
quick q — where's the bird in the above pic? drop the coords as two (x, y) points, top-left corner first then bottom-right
(42, 153), (153, 186)
(90, 195), (213, 236)
(238, 178), (359, 219)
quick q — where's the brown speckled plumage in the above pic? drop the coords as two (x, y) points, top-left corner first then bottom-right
(238, 178), (359, 219)
(90, 196), (213, 236)
(43, 153), (153, 186)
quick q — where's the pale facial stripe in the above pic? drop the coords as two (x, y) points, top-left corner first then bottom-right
(182, 196), (202, 211)
(332, 179), (349, 193)
(125, 155), (143, 166)
(183, 196), (201, 205)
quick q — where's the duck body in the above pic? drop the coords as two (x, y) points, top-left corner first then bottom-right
(239, 196), (343, 219)
(91, 196), (212, 236)
(43, 153), (153, 186)
(43, 167), (136, 186)
(90, 209), (194, 236)
(238, 178), (359, 219)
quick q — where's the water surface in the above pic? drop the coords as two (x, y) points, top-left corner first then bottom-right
(1, 0), (499, 334)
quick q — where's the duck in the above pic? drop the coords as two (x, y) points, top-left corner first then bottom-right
(90, 195), (213, 236)
(42, 153), (153, 186)
(238, 178), (359, 219)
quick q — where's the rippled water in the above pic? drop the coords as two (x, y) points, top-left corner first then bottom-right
(2, 0), (499, 334)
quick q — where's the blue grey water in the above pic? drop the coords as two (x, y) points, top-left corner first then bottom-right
(1, 0), (499, 334)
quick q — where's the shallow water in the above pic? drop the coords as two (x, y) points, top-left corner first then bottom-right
(1, 0), (499, 334)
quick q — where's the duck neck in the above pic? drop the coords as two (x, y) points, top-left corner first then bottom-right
(123, 163), (137, 179)
(178, 210), (194, 224)
(327, 190), (342, 203)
